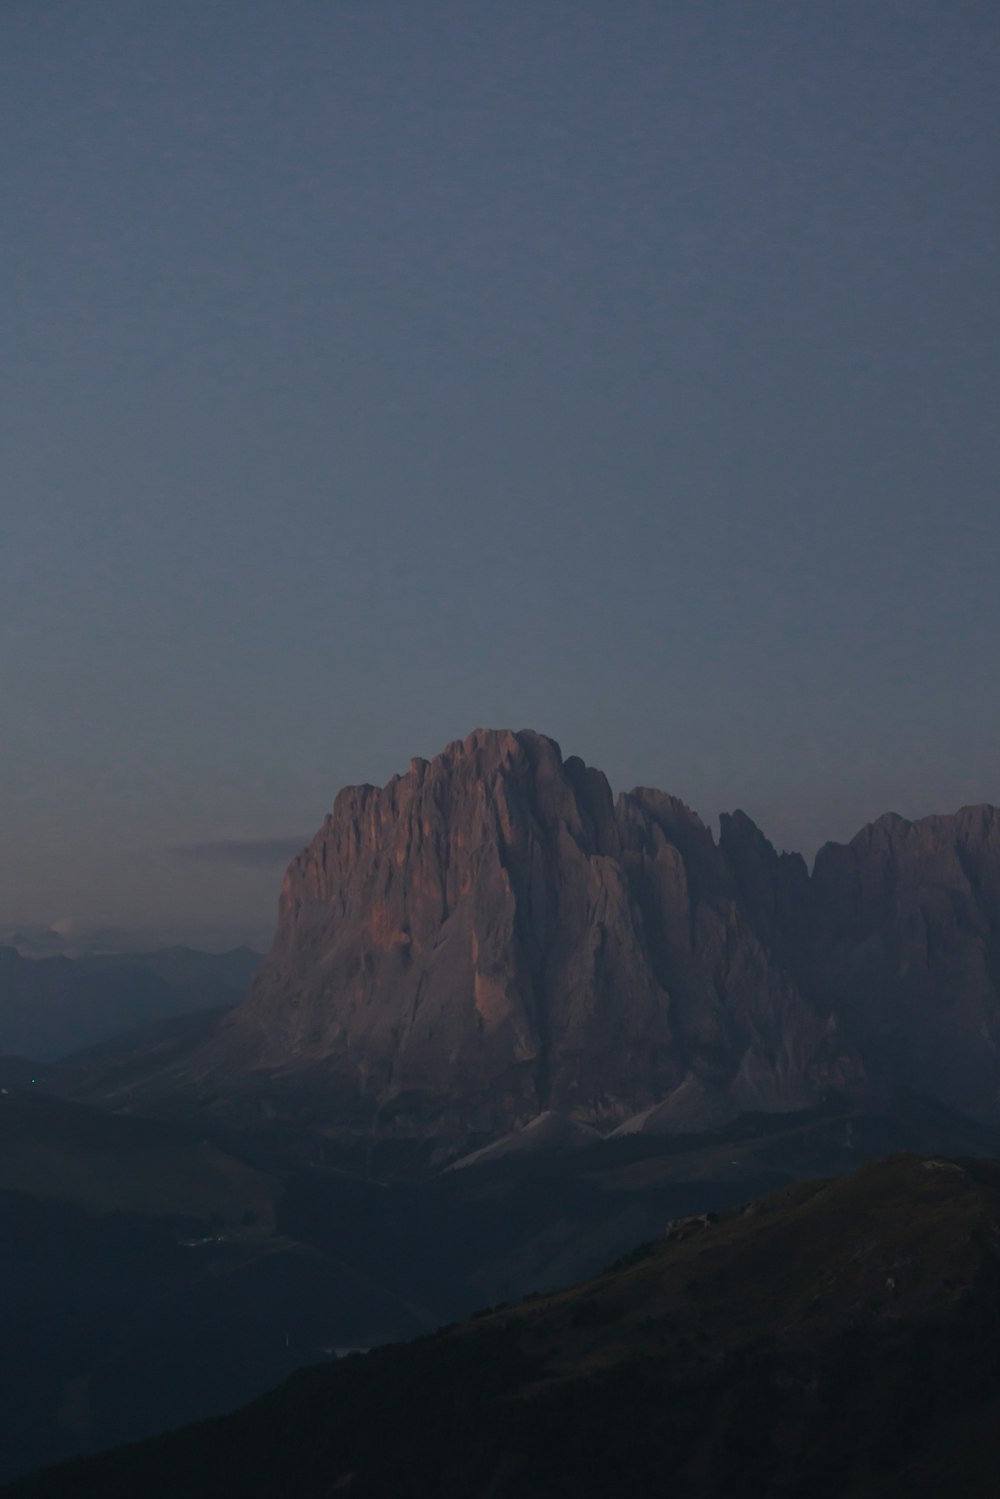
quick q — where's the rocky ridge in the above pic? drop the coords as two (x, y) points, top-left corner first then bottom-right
(193, 730), (856, 1142)
(102, 729), (1000, 1152)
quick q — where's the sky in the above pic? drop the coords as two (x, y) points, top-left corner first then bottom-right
(2, 0), (998, 948)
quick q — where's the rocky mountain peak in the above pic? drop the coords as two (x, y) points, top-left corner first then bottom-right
(179, 733), (1000, 1149)
(204, 730), (861, 1146)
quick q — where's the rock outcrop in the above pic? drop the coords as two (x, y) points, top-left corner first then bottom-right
(204, 730), (857, 1142)
(810, 805), (1000, 1119)
(179, 731), (1000, 1147)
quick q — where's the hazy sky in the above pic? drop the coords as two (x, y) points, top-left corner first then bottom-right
(3, 1), (998, 946)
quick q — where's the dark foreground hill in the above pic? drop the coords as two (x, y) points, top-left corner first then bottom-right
(4, 1079), (999, 1485)
(12, 1154), (1000, 1499)
(0, 1087), (435, 1484)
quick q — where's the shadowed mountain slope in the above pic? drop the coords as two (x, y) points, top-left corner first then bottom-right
(0, 946), (261, 1060)
(0, 1087), (275, 1221)
(809, 805), (1000, 1120)
(12, 1152), (1000, 1499)
(0, 1084), (436, 1484)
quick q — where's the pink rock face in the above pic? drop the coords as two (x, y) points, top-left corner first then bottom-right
(215, 730), (854, 1139)
(194, 732), (1000, 1144)
(232, 731), (677, 1132)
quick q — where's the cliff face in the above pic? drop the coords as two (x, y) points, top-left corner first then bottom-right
(810, 805), (1000, 1119)
(199, 731), (1000, 1143)
(234, 729), (667, 1132)
(214, 730), (854, 1139)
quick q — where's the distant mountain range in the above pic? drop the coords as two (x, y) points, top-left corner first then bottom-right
(104, 728), (1000, 1157)
(0, 945), (261, 1060)
(12, 1152), (1000, 1498)
(0, 921), (272, 961)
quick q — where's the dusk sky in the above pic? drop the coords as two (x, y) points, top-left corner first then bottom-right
(3, 1), (998, 947)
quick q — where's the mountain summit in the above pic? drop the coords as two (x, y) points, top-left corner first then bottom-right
(92, 730), (1000, 1155)
(198, 730), (856, 1142)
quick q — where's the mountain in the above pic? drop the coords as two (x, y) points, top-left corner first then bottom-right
(0, 923), (271, 960)
(7, 731), (1000, 1485)
(13, 1152), (1000, 1499)
(809, 805), (1000, 1120)
(118, 728), (998, 1157)
(174, 730), (859, 1151)
(0, 945), (262, 1060)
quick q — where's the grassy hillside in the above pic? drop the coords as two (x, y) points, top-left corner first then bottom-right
(11, 1153), (1000, 1498)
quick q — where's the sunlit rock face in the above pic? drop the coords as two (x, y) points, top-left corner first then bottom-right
(213, 730), (854, 1141)
(193, 731), (1000, 1145)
